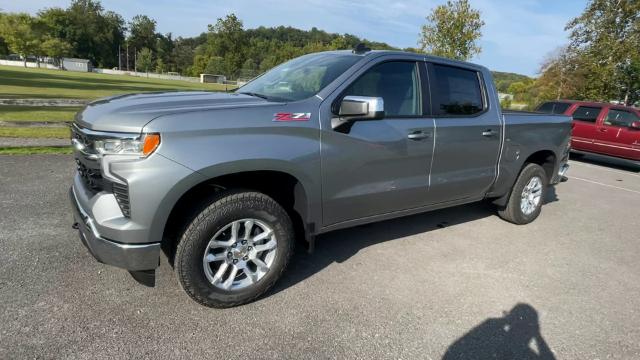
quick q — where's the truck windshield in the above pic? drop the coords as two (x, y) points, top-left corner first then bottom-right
(237, 53), (361, 102)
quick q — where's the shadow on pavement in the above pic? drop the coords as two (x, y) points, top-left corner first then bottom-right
(271, 187), (559, 296)
(442, 303), (556, 360)
(570, 152), (640, 173)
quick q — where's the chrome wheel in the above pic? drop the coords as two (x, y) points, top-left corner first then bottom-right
(520, 176), (543, 215)
(202, 218), (277, 291)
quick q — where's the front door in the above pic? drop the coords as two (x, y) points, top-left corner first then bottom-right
(425, 63), (502, 204)
(320, 60), (434, 226)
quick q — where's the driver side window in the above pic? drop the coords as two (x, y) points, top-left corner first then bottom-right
(343, 61), (421, 117)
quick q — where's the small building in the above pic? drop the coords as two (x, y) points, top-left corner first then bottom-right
(200, 74), (226, 84)
(62, 58), (93, 72)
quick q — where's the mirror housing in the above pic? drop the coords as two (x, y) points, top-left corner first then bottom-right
(339, 96), (384, 119)
(332, 96), (384, 130)
(630, 121), (640, 130)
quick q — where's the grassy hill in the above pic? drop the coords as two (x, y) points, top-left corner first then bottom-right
(491, 71), (533, 93)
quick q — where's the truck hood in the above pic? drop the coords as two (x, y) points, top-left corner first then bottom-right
(75, 91), (269, 133)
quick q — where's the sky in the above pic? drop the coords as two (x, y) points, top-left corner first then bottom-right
(3, 0), (587, 76)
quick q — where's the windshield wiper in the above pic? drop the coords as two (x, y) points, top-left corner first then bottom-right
(237, 91), (270, 100)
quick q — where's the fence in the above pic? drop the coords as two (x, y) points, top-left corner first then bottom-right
(0, 59), (58, 70)
(0, 58), (245, 87)
(92, 68), (201, 83)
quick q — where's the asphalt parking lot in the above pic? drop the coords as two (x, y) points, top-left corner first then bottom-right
(1, 153), (639, 359)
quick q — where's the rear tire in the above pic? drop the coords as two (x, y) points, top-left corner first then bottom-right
(175, 190), (294, 308)
(497, 163), (548, 225)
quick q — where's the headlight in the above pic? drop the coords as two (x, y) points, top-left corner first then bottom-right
(94, 133), (160, 157)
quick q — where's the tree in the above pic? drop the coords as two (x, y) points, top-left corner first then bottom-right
(128, 15), (157, 52)
(137, 47), (153, 74)
(0, 13), (41, 67)
(329, 35), (349, 50)
(155, 58), (166, 73)
(155, 33), (173, 71)
(239, 58), (258, 79)
(171, 37), (196, 75)
(41, 37), (72, 67)
(566, 0), (640, 105)
(419, 0), (484, 61)
(64, 0), (125, 68)
(38, 7), (69, 39)
(205, 14), (246, 77)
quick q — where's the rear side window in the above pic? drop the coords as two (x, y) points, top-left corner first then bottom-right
(430, 64), (484, 116)
(572, 106), (601, 123)
(604, 109), (640, 127)
(537, 102), (570, 114)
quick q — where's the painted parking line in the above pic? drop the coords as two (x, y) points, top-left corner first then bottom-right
(569, 160), (640, 178)
(568, 175), (640, 195)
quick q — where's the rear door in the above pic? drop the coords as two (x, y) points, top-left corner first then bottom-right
(425, 63), (502, 204)
(569, 105), (603, 153)
(594, 108), (640, 160)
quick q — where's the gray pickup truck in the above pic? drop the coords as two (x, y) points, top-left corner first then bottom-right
(70, 48), (570, 307)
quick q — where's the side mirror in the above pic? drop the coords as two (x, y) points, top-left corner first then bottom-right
(630, 121), (640, 130)
(332, 96), (384, 130)
(339, 96), (384, 119)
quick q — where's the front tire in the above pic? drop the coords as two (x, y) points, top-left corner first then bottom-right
(175, 190), (294, 308)
(497, 163), (548, 225)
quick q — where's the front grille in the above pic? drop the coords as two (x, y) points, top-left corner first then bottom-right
(112, 182), (131, 217)
(72, 124), (132, 218)
(75, 159), (103, 190)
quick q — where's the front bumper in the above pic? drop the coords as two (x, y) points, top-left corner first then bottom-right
(69, 187), (160, 271)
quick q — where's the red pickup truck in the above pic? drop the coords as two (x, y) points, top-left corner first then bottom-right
(536, 100), (640, 161)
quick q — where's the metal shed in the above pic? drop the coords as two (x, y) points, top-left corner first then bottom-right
(62, 58), (93, 72)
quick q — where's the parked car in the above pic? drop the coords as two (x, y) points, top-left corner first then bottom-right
(69, 49), (571, 308)
(537, 100), (640, 161)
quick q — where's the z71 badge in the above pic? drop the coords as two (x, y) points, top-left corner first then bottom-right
(273, 112), (311, 121)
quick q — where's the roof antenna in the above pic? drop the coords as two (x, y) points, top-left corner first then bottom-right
(352, 43), (371, 54)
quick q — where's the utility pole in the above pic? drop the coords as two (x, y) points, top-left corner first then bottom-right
(126, 44), (129, 71)
(118, 44), (121, 70)
(134, 47), (137, 73)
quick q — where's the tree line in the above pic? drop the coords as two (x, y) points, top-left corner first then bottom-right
(1, 0), (637, 106)
(501, 0), (640, 107)
(0, 0), (396, 78)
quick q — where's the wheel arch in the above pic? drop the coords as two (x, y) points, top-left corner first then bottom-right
(156, 162), (317, 265)
(522, 149), (557, 182)
(491, 148), (558, 207)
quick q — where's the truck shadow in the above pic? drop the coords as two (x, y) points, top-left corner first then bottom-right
(442, 303), (556, 360)
(271, 189), (559, 296)
(571, 153), (640, 173)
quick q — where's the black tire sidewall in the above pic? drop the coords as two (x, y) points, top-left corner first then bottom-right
(510, 164), (548, 224)
(175, 192), (293, 307)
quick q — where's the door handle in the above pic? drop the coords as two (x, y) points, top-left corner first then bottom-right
(598, 128), (607, 133)
(482, 129), (496, 137)
(407, 131), (430, 140)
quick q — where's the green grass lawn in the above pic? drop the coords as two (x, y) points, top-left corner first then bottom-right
(0, 105), (82, 122)
(0, 126), (70, 138)
(0, 65), (234, 100)
(0, 65), (237, 130)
